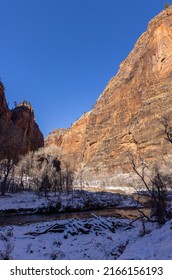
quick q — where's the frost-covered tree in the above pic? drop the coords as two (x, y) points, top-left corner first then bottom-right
(15, 146), (74, 196)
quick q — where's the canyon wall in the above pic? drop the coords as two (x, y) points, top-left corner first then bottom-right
(46, 7), (172, 189)
(0, 82), (44, 159)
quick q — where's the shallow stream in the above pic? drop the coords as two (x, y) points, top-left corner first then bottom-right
(0, 206), (149, 226)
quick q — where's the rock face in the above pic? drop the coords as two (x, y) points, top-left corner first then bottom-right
(0, 82), (44, 159)
(45, 7), (172, 188)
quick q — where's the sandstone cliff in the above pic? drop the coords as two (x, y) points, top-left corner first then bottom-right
(0, 82), (44, 159)
(45, 7), (172, 188)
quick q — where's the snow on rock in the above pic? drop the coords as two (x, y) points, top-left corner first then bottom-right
(0, 215), (172, 260)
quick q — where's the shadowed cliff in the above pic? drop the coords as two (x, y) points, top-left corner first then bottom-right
(0, 81), (44, 160)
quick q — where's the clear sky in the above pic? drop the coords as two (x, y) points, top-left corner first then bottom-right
(0, 0), (168, 138)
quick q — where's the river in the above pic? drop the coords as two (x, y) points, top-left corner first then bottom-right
(0, 206), (150, 226)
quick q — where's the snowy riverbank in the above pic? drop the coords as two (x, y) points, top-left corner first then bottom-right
(1, 216), (172, 260)
(0, 191), (139, 216)
(0, 191), (172, 260)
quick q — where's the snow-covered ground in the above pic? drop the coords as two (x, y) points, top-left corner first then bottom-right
(0, 216), (172, 260)
(0, 191), (138, 214)
(0, 191), (172, 260)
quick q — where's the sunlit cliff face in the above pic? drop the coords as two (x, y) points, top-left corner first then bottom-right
(45, 7), (172, 188)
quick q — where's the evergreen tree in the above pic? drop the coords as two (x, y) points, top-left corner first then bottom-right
(164, 2), (170, 9)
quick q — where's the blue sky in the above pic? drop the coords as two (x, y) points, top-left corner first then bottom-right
(0, 0), (168, 137)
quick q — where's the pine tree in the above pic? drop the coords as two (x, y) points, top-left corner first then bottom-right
(164, 2), (170, 9)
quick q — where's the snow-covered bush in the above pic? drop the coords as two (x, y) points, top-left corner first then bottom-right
(0, 228), (14, 260)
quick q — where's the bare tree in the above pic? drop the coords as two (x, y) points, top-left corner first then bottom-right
(0, 132), (22, 195)
(128, 151), (171, 224)
(0, 159), (14, 195)
(160, 115), (172, 143)
(62, 162), (74, 195)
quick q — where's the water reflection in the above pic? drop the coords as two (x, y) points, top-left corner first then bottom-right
(0, 206), (150, 227)
(0, 189), (155, 226)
